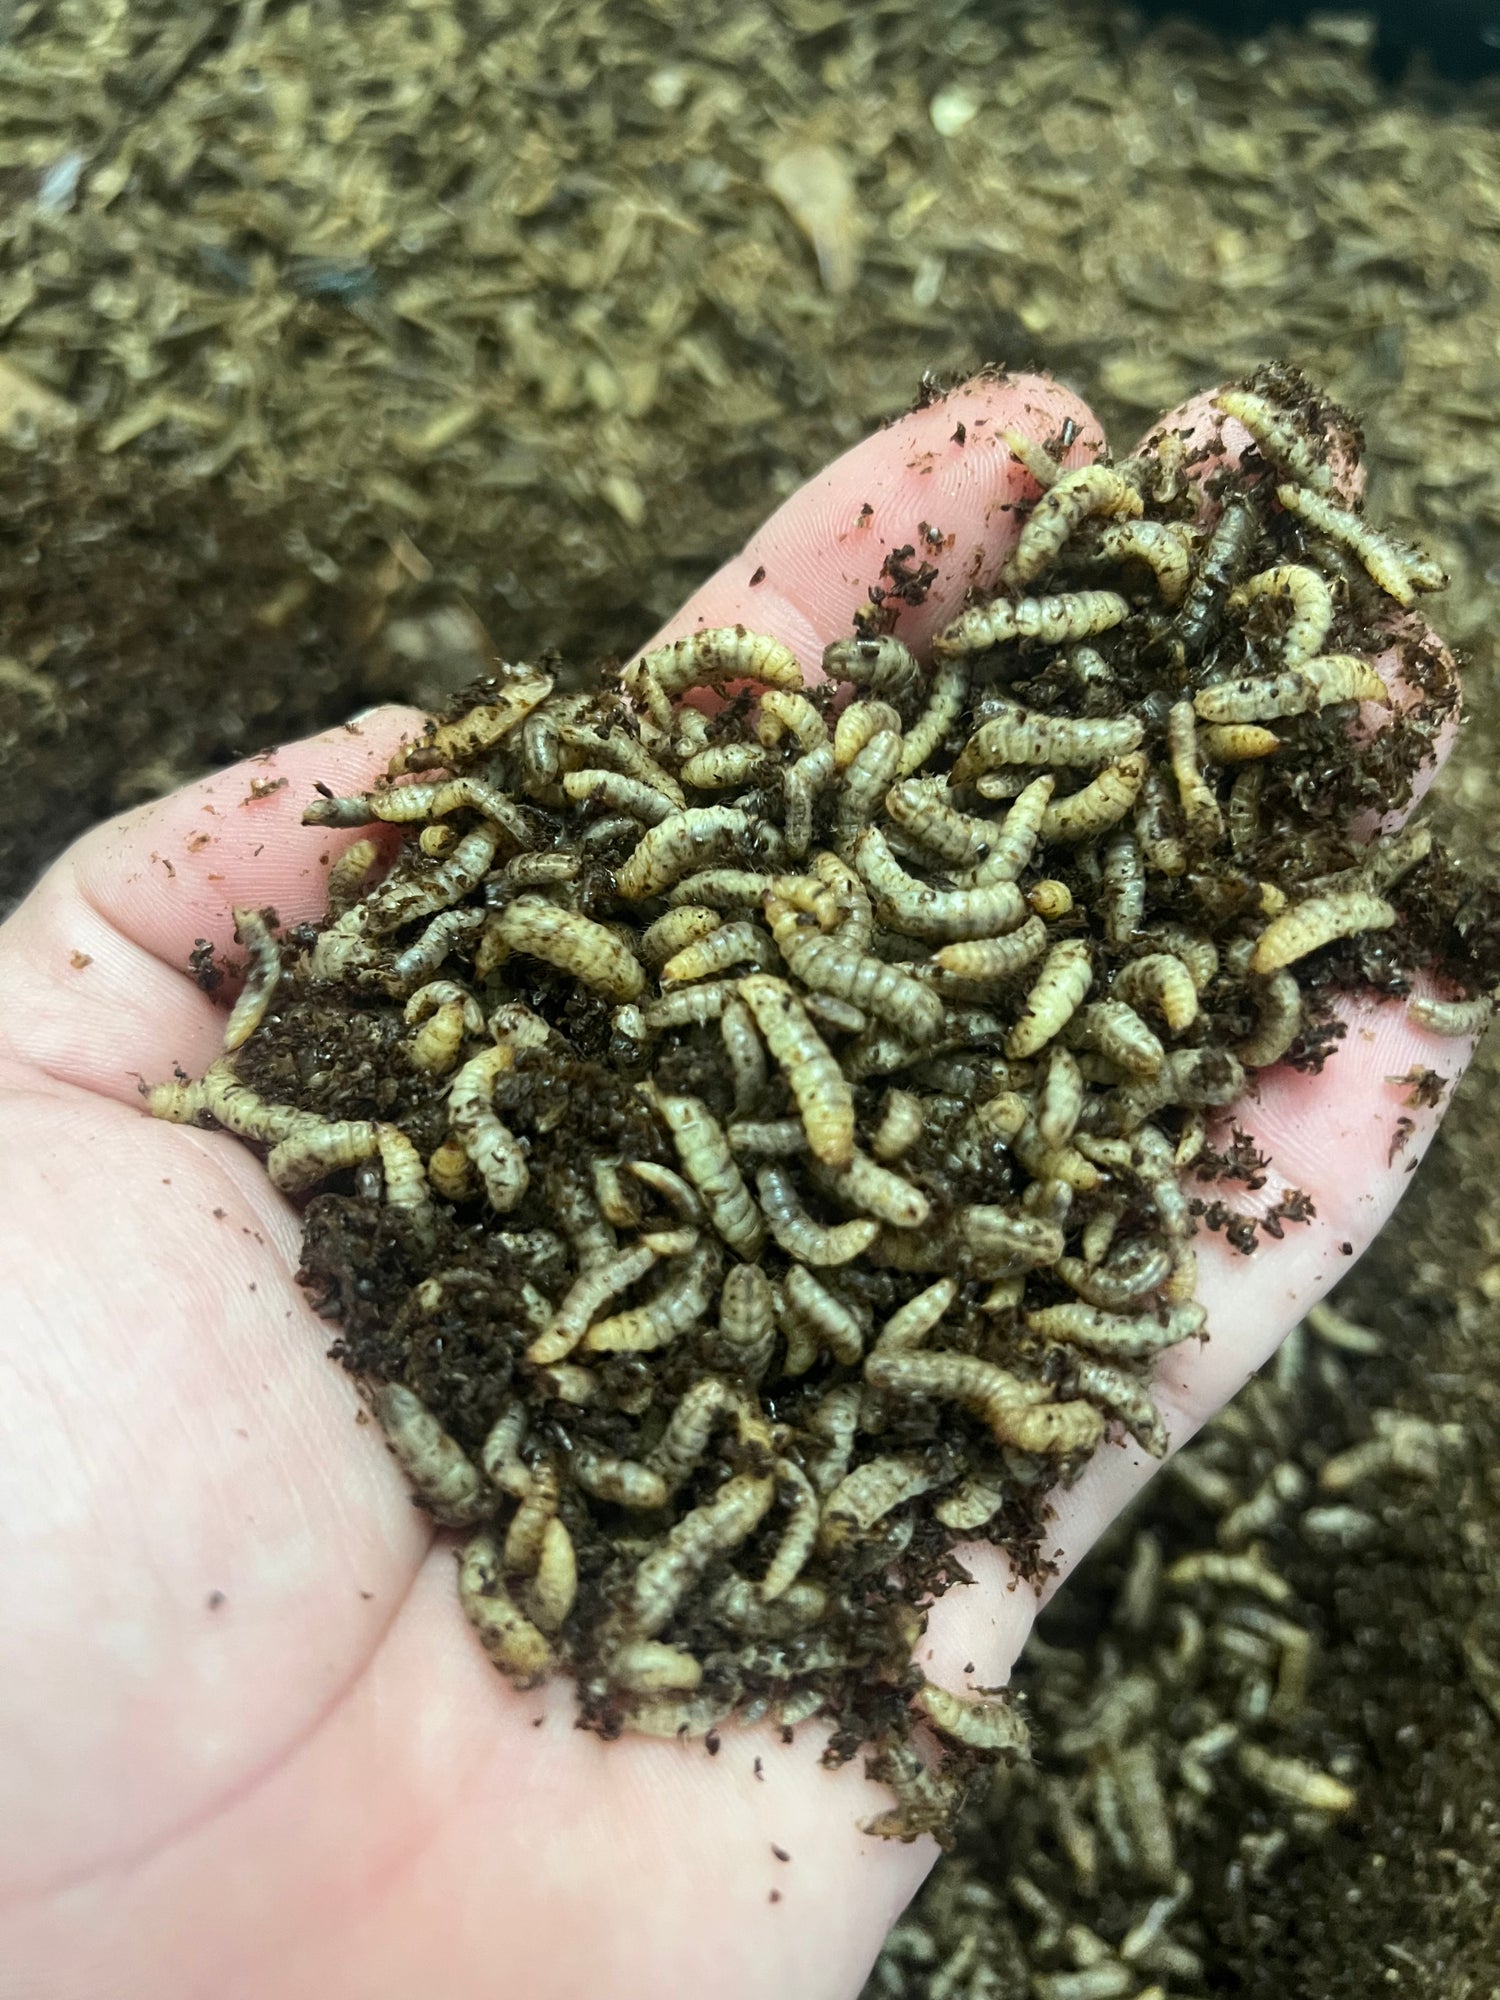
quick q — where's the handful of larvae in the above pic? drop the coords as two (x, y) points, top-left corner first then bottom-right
(150, 370), (1489, 1838)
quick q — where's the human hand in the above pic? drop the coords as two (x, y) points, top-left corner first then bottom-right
(0, 369), (1474, 2000)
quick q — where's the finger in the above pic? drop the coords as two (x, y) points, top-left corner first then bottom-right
(642, 370), (1104, 669)
(1137, 384), (1364, 505)
(6, 1549), (930, 2000)
(0, 709), (422, 1103)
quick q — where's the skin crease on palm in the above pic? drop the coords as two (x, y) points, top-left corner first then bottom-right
(0, 371), (1476, 2000)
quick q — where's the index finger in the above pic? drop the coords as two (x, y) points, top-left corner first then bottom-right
(644, 370), (1103, 669)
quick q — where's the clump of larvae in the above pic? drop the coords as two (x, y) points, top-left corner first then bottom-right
(144, 365), (1488, 1843)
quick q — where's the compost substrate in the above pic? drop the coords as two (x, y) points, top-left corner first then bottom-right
(148, 372), (1495, 1840)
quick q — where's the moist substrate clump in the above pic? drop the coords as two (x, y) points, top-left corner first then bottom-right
(147, 370), (1496, 1838)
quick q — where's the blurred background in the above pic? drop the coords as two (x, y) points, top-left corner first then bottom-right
(1, 2), (1496, 1992)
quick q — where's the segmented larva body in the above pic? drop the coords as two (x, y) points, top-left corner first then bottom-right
(615, 807), (757, 900)
(373, 1384), (492, 1527)
(853, 828), (1027, 942)
(1250, 890), (1397, 974)
(898, 660), (969, 774)
(933, 589), (1130, 658)
(1006, 463), (1144, 586)
(1194, 654), (1388, 724)
(1407, 993), (1492, 1039)
(1007, 940), (1093, 1058)
(737, 974), (856, 1168)
(649, 1090), (765, 1259)
(1216, 388), (1342, 498)
(1225, 563), (1333, 671)
(952, 705), (1143, 780)
(484, 895), (645, 1001)
(1093, 519), (1194, 603)
(1041, 753), (1148, 842)
(1274, 483), (1447, 607)
(628, 626), (804, 704)
(822, 634), (923, 701)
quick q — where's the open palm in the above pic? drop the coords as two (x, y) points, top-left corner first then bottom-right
(0, 372), (1472, 2000)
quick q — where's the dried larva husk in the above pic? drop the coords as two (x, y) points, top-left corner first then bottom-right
(822, 634), (922, 702)
(1007, 939), (1093, 1058)
(952, 705), (1143, 781)
(628, 1472), (777, 1636)
(373, 1383), (492, 1527)
(1093, 519), (1193, 603)
(933, 588), (1130, 658)
(1006, 463), (1144, 586)
(1176, 491), (1261, 656)
(222, 907), (283, 1051)
(1407, 992), (1493, 1039)
(629, 626), (804, 704)
(897, 659), (969, 775)
(1215, 387), (1337, 495)
(1041, 752), (1148, 843)
(1112, 952), (1199, 1033)
(862, 1350), (1105, 1457)
(914, 1681), (1030, 1756)
(583, 1240), (719, 1354)
(737, 974), (856, 1167)
(1024, 1300), (1207, 1360)
(1250, 890), (1397, 974)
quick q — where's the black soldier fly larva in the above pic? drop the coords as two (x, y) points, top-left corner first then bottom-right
(147, 367), (1494, 1840)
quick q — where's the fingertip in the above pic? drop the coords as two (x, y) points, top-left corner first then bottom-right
(642, 369), (1105, 674)
(69, 706), (428, 968)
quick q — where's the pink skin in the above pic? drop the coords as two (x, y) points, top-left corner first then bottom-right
(0, 371), (1474, 2000)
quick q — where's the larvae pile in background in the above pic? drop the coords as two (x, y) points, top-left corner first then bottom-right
(149, 368), (1495, 1838)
